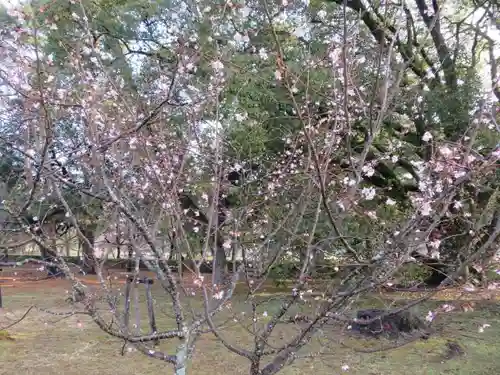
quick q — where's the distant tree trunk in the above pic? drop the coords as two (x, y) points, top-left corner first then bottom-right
(230, 246), (237, 273)
(298, 246), (324, 278)
(212, 244), (227, 286)
(64, 232), (71, 256)
(167, 231), (176, 262)
(310, 249), (324, 277)
(115, 222), (121, 259)
(80, 226), (97, 274)
(461, 264), (469, 284)
(479, 268), (488, 287)
(38, 223), (63, 277)
(40, 244), (61, 277)
(127, 243), (133, 273)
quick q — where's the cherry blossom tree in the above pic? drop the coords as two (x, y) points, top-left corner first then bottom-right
(0, 0), (499, 374)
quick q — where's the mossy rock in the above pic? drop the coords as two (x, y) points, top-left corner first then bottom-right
(350, 308), (429, 339)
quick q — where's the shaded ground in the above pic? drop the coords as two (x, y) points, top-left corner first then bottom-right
(1, 270), (500, 375)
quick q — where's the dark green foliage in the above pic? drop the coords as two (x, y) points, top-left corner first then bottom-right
(267, 261), (341, 286)
(268, 262), (301, 286)
(393, 263), (434, 287)
(0, 152), (24, 191)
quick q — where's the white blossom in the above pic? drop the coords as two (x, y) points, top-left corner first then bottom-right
(422, 131), (433, 142)
(478, 324), (490, 333)
(235, 112), (247, 122)
(214, 290), (224, 299)
(361, 187), (376, 200)
(420, 202), (432, 216)
(438, 146), (452, 158)
(258, 48), (269, 60)
(240, 6), (251, 17)
(361, 165), (375, 177)
(211, 60), (224, 71)
(425, 311), (435, 322)
(429, 239), (441, 249)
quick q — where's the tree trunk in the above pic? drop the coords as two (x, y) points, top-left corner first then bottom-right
(462, 265), (470, 284)
(127, 243), (134, 273)
(311, 248), (324, 277)
(64, 233), (71, 256)
(480, 269), (488, 288)
(212, 245), (227, 286)
(230, 246), (239, 273)
(80, 226), (97, 274)
(175, 339), (188, 375)
(250, 360), (261, 375)
(299, 247), (318, 277)
(168, 231), (176, 262)
(39, 244), (61, 277)
(115, 222), (121, 259)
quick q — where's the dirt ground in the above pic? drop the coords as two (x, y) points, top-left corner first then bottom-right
(0, 266), (202, 294)
(2, 266), (500, 301)
(1, 267), (118, 295)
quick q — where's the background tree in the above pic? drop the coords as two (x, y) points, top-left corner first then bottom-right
(0, 1), (499, 375)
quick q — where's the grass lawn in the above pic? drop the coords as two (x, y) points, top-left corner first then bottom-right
(1, 280), (499, 375)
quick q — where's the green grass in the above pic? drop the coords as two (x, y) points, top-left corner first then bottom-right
(1, 285), (499, 375)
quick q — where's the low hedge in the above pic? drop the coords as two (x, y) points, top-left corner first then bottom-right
(1, 255), (244, 274)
